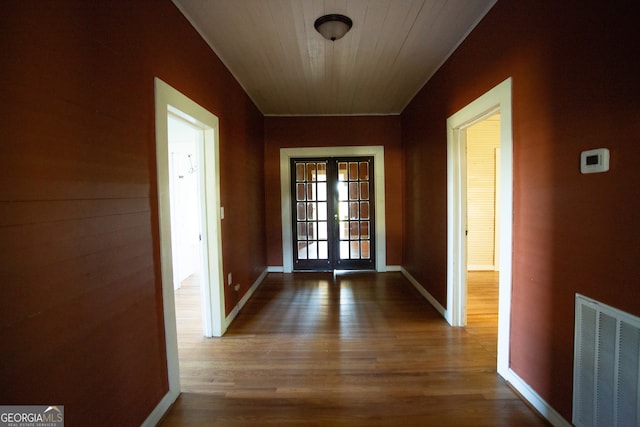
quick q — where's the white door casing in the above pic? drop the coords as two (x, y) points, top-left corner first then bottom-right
(280, 146), (387, 273)
(446, 78), (513, 378)
(153, 78), (225, 413)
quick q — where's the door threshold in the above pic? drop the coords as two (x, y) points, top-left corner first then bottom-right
(290, 269), (376, 275)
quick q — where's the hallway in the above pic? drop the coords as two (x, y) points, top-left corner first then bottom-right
(161, 272), (548, 426)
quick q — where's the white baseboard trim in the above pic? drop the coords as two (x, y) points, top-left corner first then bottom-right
(506, 369), (572, 427)
(400, 267), (447, 319)
(225, 268), (268, 329)
(385, 265), (402, 272)
(141, 388), (179, 427)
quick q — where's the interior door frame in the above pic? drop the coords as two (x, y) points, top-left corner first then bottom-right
(154, 78), (226, 410)
(280, 146), (386, 273)
(446, 78), (513, 379)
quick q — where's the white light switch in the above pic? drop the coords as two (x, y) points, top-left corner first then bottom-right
(580, 148), (609, 174)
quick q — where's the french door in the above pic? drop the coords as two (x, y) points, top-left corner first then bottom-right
(291, 157), (375, 271)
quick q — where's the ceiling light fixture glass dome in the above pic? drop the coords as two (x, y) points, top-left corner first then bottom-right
(314, 14), (353, 41)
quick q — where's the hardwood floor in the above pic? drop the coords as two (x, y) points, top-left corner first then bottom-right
(466, 271), (499, 358)
(173, 274), (204, 356)
(161, 271), (548, 426)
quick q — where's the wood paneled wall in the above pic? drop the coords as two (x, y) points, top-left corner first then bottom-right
(0, 1), (264, 425)
(402, 0), (640, 420)
(264, 116), (403, 268)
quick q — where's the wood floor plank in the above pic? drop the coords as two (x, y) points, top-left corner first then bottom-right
(161, 272), (549, 426)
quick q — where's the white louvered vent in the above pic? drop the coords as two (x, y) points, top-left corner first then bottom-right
(573, 294), (640, 427)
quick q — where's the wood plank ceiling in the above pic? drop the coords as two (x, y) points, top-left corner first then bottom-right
(172, 0), (496, 116)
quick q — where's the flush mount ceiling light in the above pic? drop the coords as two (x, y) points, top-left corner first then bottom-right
(314, 14), (353, 41)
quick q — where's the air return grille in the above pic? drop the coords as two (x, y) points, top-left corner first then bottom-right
(573, 294), (640, 427)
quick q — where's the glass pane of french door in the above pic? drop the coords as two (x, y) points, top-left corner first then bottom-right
(291, 157), (374, 271)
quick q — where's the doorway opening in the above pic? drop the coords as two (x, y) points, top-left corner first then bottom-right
(446, 78), (513, 378)
(465, 113), (500, 358)
(168, 114), (206, 341)
(154, 78), (225, 408)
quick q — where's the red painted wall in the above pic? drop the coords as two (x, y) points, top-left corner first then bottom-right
(264, 116), (403, 267)
(0, 1), (264, 425)
(402, 0), (640, 420)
